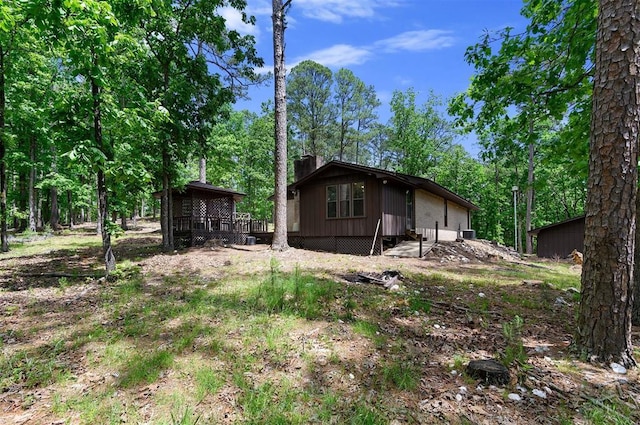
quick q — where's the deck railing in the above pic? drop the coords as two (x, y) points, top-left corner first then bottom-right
(173, 216), (269, 233)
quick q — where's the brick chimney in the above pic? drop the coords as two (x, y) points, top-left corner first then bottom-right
(294, 155), (324, 182)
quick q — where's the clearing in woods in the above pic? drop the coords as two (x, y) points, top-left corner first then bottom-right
(0, 221), (638, 424)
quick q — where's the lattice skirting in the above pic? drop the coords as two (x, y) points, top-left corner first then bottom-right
(288, 236), (382, 256)
(175, 230), (248, 247)
(193, 230), (247, 246)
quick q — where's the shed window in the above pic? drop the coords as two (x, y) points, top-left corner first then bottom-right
(327, 182), (365, 218)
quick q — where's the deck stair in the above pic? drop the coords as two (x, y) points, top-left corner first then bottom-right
(405, 229), (425, 241)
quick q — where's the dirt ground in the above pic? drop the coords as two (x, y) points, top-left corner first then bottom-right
(1, 221), (639, 424)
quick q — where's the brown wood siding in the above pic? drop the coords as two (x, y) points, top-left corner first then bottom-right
(536, 218), (585, 258)
(298, 173), (382, 237)
(382, 184), (407, 236)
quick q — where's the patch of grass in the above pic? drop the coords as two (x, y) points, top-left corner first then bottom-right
(195, 367), (224, 401)
(555, 360), (580, 375)
(583, 398), (635, 425)
(469, 296), (491, 313)
(2, 232), (102, 259)
(57, 276), (71, 290)
(173, 321), (212, 353)
(71, 322), (108, 349)
(352, 320), (378, 338)
(450, 354), (468, 372)
(251, 261), (339, 319)
(121, 311), (148, 338)
(238, 380), (307, 424)
(349, 403), (387, 425)
(118, 349), (173, 388)
(500, 291), (543, 310)
(408, 296), (431, 313)
(0, 339), (69, 391)
(342, 286), (357, 321)
(168, 405), (202, 425)
(353, 320), (385, 348)
(499, 315), (528, 369)
(382, 361), (418, 390)
(56, 388), (141, 425)
(114, 264), (144, 297)
(316, 392), (339, 422)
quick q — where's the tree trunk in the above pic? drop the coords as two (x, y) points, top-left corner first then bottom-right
(92, 69), (115, 274)
(29, 136), (37, 231)
(67, 190), (73, 229)
(49, 142), (61, 230)
(37, 185), (43, 229)
(271, 0), (290, 251)
(161, 149), (173, 251)
(199, 157), (206, 183)
(17, 171), (26, 231)
(95, 174), (102, 235)
(576, 0), (639, 368)
(633, 185), (640, 325)
(0, 47), (8, 251)
(525, 135), (534, 254)
(133, 201), (138, 228)
(50, 187), (60, 230)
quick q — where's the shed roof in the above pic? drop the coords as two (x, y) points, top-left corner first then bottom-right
(289, 161), (479, 210)
(154, 181), (245, 202)
(528, 215), (585, 236)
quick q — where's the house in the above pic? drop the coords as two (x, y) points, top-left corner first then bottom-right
(156, 181), (267, 247)
(528, 215), (585, 258)
(285, 156), (479, 255)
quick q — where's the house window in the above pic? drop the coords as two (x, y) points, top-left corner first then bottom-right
(327, 186), (337, 218)
(353, 182), (365, 217)
(339, 183), (351, 217)
(327, 182), (365, 218)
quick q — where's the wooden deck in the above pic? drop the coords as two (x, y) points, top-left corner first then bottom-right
(173, 216), (270, 247)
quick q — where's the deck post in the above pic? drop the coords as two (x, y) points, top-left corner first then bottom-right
(435, 221), (439, 243)
(419, 234), (423, 257)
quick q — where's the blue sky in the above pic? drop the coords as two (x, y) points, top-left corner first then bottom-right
(224, 0), (529, 158)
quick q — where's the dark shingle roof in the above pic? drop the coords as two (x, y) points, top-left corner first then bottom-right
(154, 181), (245, 201)
(290, 161), (479, 210)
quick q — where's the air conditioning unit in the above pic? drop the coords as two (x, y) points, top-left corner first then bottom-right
(462, 229), (476, 239)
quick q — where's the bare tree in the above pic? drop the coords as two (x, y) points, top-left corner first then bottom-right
(271, 0), (291, 251)
(576, 0), (639, 367)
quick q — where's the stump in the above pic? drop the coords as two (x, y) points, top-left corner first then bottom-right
(466, 359), (510, 385)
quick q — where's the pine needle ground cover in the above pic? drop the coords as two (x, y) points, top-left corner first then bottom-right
(0, 222), (638, 424)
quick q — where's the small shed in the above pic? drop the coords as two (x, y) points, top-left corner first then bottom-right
(528, 215), (585, 258)
(156, 181), (266, 247)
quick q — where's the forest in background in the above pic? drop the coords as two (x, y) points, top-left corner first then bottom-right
(0, 0), (593, 254)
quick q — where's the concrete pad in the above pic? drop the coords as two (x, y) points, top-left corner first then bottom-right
(384, 240), (435, 258)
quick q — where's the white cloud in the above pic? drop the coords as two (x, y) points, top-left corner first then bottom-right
(393, 76), (413, 86)
(245, 0), (272, 17)
(219, 6), (260, 37)
(375, 30), (455, 52)
(255, 28), (454, 74)
(293, 0), (402, 23)
(376, 90), (393, 104)
(254, 65), (273, 75)
(293, 44), (373, 68)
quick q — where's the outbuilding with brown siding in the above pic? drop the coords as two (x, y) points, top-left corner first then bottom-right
(528, 215), (585, 258)
(286, 157), (479, 255)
